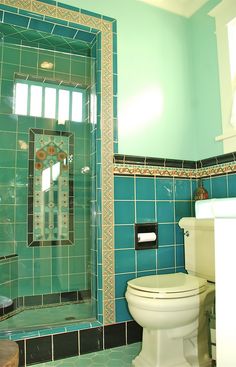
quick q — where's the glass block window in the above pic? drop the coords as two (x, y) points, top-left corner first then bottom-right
(14, 79), (84, 123)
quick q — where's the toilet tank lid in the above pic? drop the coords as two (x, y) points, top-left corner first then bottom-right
(127, 273), (206, 294)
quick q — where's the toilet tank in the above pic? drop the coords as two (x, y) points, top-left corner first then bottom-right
(179, 218), (215, 282)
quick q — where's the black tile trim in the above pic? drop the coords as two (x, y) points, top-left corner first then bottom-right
(16, 321), (143, 365)
(0, 254), (18, 261)
(114, 152), (236, 169)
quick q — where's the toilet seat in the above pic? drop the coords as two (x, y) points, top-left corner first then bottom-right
(127, 272), (207, 299)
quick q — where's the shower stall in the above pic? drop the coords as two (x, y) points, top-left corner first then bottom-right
(0, 20), (98, 333)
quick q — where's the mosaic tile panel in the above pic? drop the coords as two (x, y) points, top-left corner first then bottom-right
(28, 129), (74, 246)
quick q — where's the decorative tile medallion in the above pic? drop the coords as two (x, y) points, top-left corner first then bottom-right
(0, 0), (115, 324)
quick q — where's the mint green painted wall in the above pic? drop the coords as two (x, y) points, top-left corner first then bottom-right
(188, 0), (223, 160)
(61, 0), (223, 160)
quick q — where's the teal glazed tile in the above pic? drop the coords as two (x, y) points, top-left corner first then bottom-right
(228, 173), (236, 197)
(115, 273), (135, 298)
(4, 12), (30, 28)
(157, 268), (175, 275)
(21, 49), (38, 68)
(0, 5), (18, 13)
(156, 178), (174, 200)
(1, 79), (13, 97)
(53, 25), (77, 38)
(2, 63), (18, 81)
(115, 298), (132, 322)
(115, 201), (135, 224)
(174, 179), (191, 200)
(115, 249), (135, 274)
(176, 245), (185, 267)
(0, 96), (13, 114)
(0, 150), (15, 167)
(18, 277), (33, 296)
(211, 175), (228, 198)
(136, 177), (155, 200)
(0, 204), (14, 223)
(0, 131), (16, 150)
(157, 201), (174, 223)
(114, 176), (134, 200)
(157, 246), (175, 269)
(137, 249), (157, 272)
(15, 223), (26, 241)
(175, 201), (192, 222)
(15, 187), (27, 205)
(74, 30), (96, 43)
(15, 169), (28, 186)
(16, 151), (28, 169)
(29, 18), (54, 33)
(0, 187), (15, 204)
(113, 95), (117, 118)
(18, 259), (33, 278)
(0, 167), (15, 185)
(158, 223), (175, 246)
(175, 224), (184, 245)
(137, 269), (156, 277)
(114, 225), (134, 249)
(0, 114), (17, 132)
(18, 115), (36, 132)
(136, 201), (155, 223)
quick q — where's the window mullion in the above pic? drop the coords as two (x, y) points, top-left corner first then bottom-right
(27, 84), (31, 116)
(42, 86), (45, 118)
(55, 87), (59, 120)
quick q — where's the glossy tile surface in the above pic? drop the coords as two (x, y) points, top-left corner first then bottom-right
(0, 302), (94, 332)
(33, 342), (141, 367)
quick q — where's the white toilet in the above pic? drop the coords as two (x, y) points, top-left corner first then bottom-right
(125, 218), (215, 367)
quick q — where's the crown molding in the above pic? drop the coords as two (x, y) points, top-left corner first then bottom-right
(137, 0), (209, 17)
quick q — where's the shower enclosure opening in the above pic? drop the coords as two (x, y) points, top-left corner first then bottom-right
(0, 22), (98, 334)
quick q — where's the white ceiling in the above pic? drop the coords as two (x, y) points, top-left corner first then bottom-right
(137, 0), (209, 17)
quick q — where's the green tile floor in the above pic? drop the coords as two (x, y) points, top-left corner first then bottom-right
(0, 303), (95, 332)
(34, 343), (141, 367)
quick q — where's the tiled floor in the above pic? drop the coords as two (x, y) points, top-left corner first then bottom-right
(0, 303), (95, 332)
(33, 343), (141, 367)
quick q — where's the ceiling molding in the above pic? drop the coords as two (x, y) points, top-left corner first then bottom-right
(137, 0), (209, 17)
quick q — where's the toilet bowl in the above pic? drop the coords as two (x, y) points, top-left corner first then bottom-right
(125, 272), (215, 367)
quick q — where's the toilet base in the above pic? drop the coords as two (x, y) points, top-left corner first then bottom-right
(132, 328), (191, 367)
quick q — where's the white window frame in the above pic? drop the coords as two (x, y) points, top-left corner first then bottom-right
(209, 0), (236, 153)
(14, 79), (85, 123)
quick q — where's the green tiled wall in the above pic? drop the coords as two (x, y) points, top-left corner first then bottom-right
(0, 256), (18, 300)
(0, 38), (94, 299)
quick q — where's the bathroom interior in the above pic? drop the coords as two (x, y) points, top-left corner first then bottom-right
(0, 0), (235, 366)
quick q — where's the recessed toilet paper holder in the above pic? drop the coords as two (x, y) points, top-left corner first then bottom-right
(135, 223), (158, 250)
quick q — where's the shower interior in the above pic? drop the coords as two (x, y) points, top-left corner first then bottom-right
(0, 22), (98, 333)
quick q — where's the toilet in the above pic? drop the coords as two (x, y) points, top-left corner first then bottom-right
(125, 218), (215, 367)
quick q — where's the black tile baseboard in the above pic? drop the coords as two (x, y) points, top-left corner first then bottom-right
(53, 331), (78, 360)
(104, 323), (126, 349)
(80, 327), (103, 354)
(17, 321), (142, 366)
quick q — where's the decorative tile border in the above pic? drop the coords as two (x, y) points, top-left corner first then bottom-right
(113, 153), (236, 178)
(0, 0), (115, 324)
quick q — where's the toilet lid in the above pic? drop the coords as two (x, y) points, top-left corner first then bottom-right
(127, 273), (207, 299)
